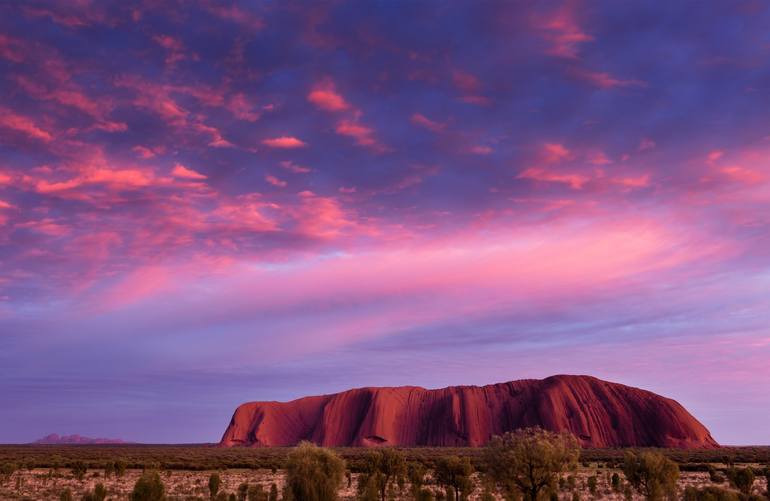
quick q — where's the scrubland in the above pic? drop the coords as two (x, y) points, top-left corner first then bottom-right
(1, 444), (768, 500)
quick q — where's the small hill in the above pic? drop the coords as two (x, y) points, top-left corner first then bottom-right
(33, 433), (129, 445)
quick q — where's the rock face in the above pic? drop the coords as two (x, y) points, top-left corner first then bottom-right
(33, 433), (129, 445)
(220, 375), (718, 449)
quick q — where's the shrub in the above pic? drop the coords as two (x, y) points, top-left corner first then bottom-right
(611, 472), (621, 492)
(247, 484), (265, 501)
(246, 484), (267, 501)
(483, 427), (580, 501)
(408, 461), (428, 497)
(81, 482), (107, 501)
(60, 488), (73, 501)
(727, 467), (754, 496)
(285, 441), (346, 501)
(417, 489), (436, 501)
(682, 486), (740, 501)
(707, 465), (724, 483)
(764, 466), (770, 496)
(622, 451), (679, 501)
(237, 482), (249, 501)
(115, 460), (127, 477)
(587, 475), (597, 496)
(357, 448), (406, 501)
(71, 461), (87, 481)
(209, 472), (222, 499)
(130, 470), (166, 501)
(269, 483), (279, 501)
(0, 462), (17, 482)
(434, 456), (473, 501)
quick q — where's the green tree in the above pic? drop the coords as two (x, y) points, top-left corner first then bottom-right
(238, 482), (249, 501)
(408, 461), (428, 498)
(682, 485), (739, 501)
(130, 470), (166, 501)
(285, 441), (346, 501)
(611, 472), (621, 492)
(269, 483), (279, 501)
(357, 448), (407, 501)
(727, 467), (754, 496)
(622, 451), (679, 501)
(764, 466), (770, 497)
(707, 465), (724, 483)
(247, 484), (266, 501)
(483, 427), (580, 501)
(71, 461), (87, 481)
(0, 462), (17, 482)
(434, 456), (474, 501)
(587, 475), (597, 496)
(81, 482), (107, 501)
(209, 473), (223, 499)
(479, 487), (495, 501)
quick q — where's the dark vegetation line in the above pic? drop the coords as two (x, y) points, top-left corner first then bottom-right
(1, 445), (769, 471)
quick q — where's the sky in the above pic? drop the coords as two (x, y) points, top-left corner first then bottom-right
(1, 1), (770, 445)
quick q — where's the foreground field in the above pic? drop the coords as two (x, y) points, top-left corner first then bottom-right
(0, 445), (768, 500)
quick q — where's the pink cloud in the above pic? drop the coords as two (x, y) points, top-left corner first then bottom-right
(262, 136), (307, 149)
(588, 151), (612, 165)
(0, 200), (13, 209)
(639, 138), (656, 151)
(227, 94), (260, 122)
(538, 8), (593, 59)
(452, 70), (481, 94)
(153, 34), (183, 51)
(17, 218), (70, 236)
(307, 80), (350, 111)
(280, 161), (311, 174)
(0, 34), (26, 62)
(467, 145), (492, 155)
(133, 146), (157, 159)
(0, 108), (53, 142)
(573, 69), (644, 89)
(213, 195), (278, 233)
(205, 5), (264, 31)
(152, 34), (188, 66)
(613, 174), (651, 188)
(335, 120), (386, 152)
(292, 191), (357, 238)
(116, 76), (232, 147)
(14, 72), (126, 132)
(707, 150), (725, 164)
(265, 174), (287, 187)
(172, 164), (207, 180)
(543, 142), (572, 163)
(518, 167), (589, 190)
(411, 113), (445, 133)
(721, 166), (765, 185)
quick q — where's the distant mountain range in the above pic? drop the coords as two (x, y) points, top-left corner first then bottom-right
(33, 433), (130, 444)
(221, 374), (718, 449)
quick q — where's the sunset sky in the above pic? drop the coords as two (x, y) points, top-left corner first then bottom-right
(2, 1), (770, 444)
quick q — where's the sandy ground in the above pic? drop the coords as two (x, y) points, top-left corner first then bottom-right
(1, 467), (767, 500)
